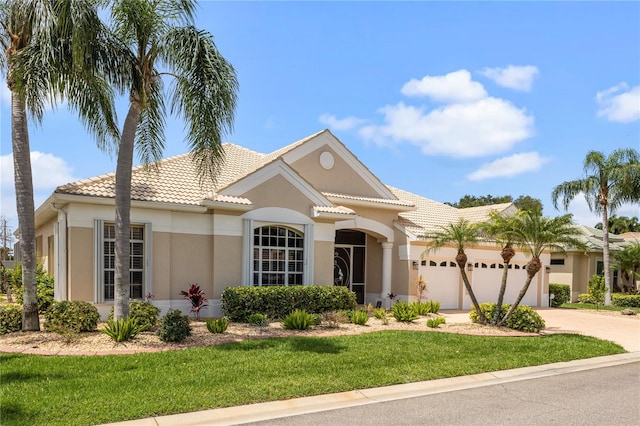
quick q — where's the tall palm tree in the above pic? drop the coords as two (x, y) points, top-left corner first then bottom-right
(423, 219), (487, 323)
(480, 211), (520, 325)
(497, 211), (584, 326)
(1, 0), (122, 330)
(108, 0), (238, 319)
(552, 149), (640, 305)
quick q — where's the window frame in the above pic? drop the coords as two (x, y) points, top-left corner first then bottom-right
(94, 220), (152, 303)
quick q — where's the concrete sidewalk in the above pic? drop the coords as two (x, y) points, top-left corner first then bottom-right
(102, 353), (640, 426)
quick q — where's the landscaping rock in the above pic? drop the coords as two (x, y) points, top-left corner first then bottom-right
(621, 309), (637, 316)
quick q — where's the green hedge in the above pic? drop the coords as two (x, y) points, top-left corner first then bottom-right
(577, 293), (595, 304)
(44, 301), (100, 332)
(548, 284), (570, 307)
(0, 304), (22, 334)
(221, 285), (357, 321)
(612, 294), (640, 308)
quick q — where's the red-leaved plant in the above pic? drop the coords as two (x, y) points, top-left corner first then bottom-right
(180, 283), (208, 319)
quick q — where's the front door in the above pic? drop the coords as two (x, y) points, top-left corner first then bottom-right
(334, 244), (366, 304)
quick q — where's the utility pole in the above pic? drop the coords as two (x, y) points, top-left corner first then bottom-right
(0, 216), (13, 261)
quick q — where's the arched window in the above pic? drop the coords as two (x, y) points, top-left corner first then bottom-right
(253, 226), (304, 286)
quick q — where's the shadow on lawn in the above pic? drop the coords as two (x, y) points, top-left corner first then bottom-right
(287, 337), (346, 354)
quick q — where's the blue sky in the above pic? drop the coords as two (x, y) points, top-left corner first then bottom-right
(1, 1), (639, 235)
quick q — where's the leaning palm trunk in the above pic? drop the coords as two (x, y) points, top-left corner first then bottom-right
(456, 250), (487, 323)
(498, 257), (541, 326)
(113, 104), (142, 320)
(601, 205), (612, 305)
(492, 244), (515, 325)
(11, 93), (39, 330)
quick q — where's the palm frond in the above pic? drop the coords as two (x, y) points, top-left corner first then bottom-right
(135, 77), (166, 166)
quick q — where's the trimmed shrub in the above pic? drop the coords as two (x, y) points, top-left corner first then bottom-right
(0, 304), (22, 334)
(221, 285), (357, 321)
(10, 263), (55, 313)
(577, 293), (595, 304)
(156, 309), (191, 342)
(351, 310), (369, 325)
(247, 313), (269, 326)
(206, 317), (229, 334)
(470, 303), (545, 332)
(281, 309), (315, 330)
(44, 301), (100, 332)
(109, 300), (160, 331)
(391, 301), (419, 323)
(101, 318), (146, 342)
(426, 317), (446, 328)
(612, 294), (640, 308)
(548, 284), (570, 307)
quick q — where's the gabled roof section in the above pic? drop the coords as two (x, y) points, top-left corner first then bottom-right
(220, 159), (334, 208)
(388, 186), (515, 238)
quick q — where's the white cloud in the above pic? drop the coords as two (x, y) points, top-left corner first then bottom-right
(1, 78), (10, 105)
(359, 98), (534, 157)
(596, 83), (640, 123)
(1, 151), (76, 234)
(480, 65), (539, 92)
(318, 113), (366, 131)
(467, 152), (549, 181)
(400, 69), (487, 103)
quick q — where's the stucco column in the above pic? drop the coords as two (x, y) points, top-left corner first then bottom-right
(381, 242), (393, 308)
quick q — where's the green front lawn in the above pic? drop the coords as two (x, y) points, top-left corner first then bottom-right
(0, 331), (624, 426)
(560, 303), (640, 313)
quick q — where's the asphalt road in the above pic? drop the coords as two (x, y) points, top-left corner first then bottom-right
(246, 362), (640, 426)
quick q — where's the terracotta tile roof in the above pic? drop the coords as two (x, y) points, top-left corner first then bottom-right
(388, 186), (513, 237)
(618, 232), (640, 241)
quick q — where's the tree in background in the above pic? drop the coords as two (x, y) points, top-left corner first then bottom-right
(552, 149), (640, 305)
(612, 242), (640, 292)
(107, 0), (238, 320)
(446, 194), (543, 212)
(595, 215), (640, 234)
(0, 0), (122, 330)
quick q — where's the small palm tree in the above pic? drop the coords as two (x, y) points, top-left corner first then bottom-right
(552, 149), (640, 305)
(1, 0), (122, 330)
(497, 211), (585, 326)
(423, 219), (487, 323)
(480, 211), (521, 325)
(612, 242), (640, 292)
(107, 0), (238, 319)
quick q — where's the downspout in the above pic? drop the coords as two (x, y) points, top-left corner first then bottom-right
(51, 203), (68, 301)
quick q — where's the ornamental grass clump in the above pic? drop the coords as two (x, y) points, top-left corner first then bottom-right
(426, 317), (446, 328)
(101, 318), (147, 342)
(281, 309), (315, 330)
(351, 310), (369, 325)
(391, 300), (419, 323)
(206, 317), (229, 334)
(157, 309), (191, 342)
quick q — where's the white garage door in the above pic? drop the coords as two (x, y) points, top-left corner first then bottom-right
(468, 262), (536, 309)
(419, 259), (460, 309)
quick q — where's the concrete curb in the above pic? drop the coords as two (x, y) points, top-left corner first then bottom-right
(101, 352), (640, 426)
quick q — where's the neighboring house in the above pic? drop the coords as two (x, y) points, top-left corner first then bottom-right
(549, 225), (630, 300)
(34, 130), (550, 318)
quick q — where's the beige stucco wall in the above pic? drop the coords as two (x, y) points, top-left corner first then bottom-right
(67, 227), (93, 301)
(35, 217), (56, 273)
(290, 146), (381, 198)
(212, 235), (242, 298)
(314, 241), (334, 286)
(151, 232), (171, 299)
(550, 252), (601, 301)
(169, 233), (213, 300)
(243, 175), (313, 215)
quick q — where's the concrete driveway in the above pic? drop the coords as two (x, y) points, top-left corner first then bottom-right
(535, 308), (640, 352)
(441, 308), (640, 352)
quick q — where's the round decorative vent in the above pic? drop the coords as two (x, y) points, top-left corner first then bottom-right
(319, 151), (335, 170)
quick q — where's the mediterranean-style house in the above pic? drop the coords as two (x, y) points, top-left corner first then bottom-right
(34, 130), (551, 318)
(548, 225), (634, 300)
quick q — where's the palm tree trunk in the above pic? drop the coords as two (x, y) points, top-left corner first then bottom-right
(498, 257), (540, 326)
(601, 206), (612, 305)
(492, 244), (514, 325)
(456, 251), (487, 323)
(113, 103), (141, 320)
(11, 92), (39, 331)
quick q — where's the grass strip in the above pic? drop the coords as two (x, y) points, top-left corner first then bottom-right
(0, 331), (625, 426)
(560, 303), (640, 313)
